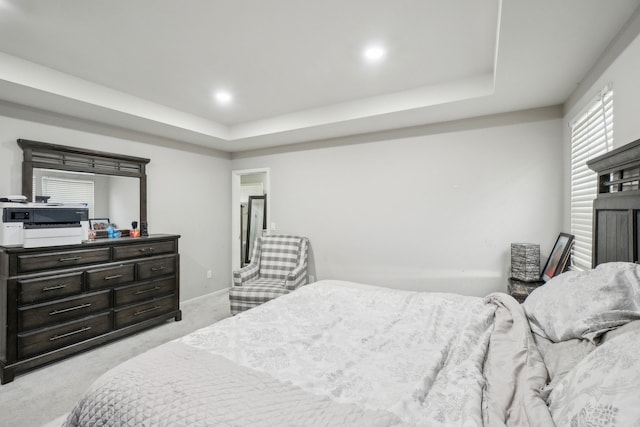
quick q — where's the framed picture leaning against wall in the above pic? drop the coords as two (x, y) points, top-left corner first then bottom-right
(541, 233), (575, 282)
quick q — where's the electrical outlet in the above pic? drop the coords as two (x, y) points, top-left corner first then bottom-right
(309, 275), (315, 283)
(270, 222), (276, 231)
(206, 270), (212, 279)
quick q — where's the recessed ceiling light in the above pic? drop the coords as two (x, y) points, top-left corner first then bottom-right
(214, 90), (233, 104)
(363, 45), (386, 62)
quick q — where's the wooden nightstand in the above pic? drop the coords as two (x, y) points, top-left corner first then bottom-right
(507, 278), (544, 303)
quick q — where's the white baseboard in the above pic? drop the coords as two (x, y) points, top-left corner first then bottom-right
(182, 287), (230, 304)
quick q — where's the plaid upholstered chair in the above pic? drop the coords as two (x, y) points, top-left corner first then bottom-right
(229, 235), (309, 315)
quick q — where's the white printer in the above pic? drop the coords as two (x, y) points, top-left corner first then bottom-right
(0, 200), (89, 248)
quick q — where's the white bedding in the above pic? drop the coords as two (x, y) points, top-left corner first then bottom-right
(180, 280), (499, 424)
(65, 279), (551, 426)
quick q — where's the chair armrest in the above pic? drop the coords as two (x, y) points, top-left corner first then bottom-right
(284, 237), (309, 291)
(233, 262), (259, 286)
(284, 264), (308, 291)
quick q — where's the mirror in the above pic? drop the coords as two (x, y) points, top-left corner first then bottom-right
(18, 139), (149, 237)
(245, 195), (267, 264)
(32, 168), (140, 231)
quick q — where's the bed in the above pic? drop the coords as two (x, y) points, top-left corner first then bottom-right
(63, 143), (640, 426)
(63, 280), (544, 426)
(62, 271), (640, 427)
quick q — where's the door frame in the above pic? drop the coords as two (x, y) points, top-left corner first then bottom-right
(231, 168), (270, 274)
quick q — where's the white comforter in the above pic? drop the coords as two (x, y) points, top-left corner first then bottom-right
(65, 280), (552, 426)
(180, 280), (549, 426)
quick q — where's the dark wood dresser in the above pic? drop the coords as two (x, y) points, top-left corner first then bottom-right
(0, 234), (181, 384)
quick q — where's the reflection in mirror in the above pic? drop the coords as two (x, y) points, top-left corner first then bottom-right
(245, 195), (267, 264)
(33, 168), (140, 230)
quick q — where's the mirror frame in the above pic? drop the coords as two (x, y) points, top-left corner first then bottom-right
(245, 195), (267, 264)
(18, 139), (150, 235)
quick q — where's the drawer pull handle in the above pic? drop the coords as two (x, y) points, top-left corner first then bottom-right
(134, 305), (162, 316)
(150, 266), (166, 272)
(59, 256), (82, 262)
(139, 247), (155, 253)
(104, 274), (123, 281)
(49, 303), (92, 316)
(42, 284), (67, 292)
(49, 326), (92, 341)
(134, 286), (161, 295)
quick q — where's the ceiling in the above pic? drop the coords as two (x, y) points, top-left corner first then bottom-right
(0, 0), (639, 152)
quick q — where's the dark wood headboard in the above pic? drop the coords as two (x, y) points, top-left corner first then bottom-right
(587, 138), (640, 266)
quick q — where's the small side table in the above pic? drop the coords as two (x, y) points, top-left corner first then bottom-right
(507, 278), (544, 303)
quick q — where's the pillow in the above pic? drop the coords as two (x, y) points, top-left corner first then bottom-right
(547, 329), (640, 426)
(600, 319), (640, 343)
(523, 262), (640, 342)
(533, 334), (595, 392)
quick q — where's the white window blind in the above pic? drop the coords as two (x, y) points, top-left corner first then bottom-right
(41, 176), (95, 217)
(570, 87), (613, 270)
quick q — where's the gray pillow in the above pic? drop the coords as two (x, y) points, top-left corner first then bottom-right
(533, 334), (595, 392)
(599, 319), (640, 343)
(523, 262), (640, 342)
(547, 329), (640, 426)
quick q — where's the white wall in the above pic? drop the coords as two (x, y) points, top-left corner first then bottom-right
(0, 111), (232, 301)
(107, 175), (139, 229)
(94, 175), (110, 218)
(564, 33), (640, 150)
(232, 109), (564, 296)
(0, 105), (566, 299)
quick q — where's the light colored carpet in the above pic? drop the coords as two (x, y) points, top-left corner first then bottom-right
(0, 288), (231, 427)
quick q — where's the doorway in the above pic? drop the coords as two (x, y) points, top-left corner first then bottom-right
(231, 168), (270, 273)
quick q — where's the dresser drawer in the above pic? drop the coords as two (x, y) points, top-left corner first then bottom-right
(18, 312), (111, 359)
(113, 240), (176, 261)
(17, 248), (111, 274)
(114, 277), (176, 307)
(18, 290), (111, 332)
(137, 255), (176, 280)
(86, 264), (135, 290)
(18, 272), (84, 304)
(114, 295), (177, 329)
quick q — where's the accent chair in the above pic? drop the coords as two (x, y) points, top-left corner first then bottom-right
(229, 234), (309, 315)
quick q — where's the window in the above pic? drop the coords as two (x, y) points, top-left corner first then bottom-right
(41, 176), (95, 217)
(569, 86), (613, 270)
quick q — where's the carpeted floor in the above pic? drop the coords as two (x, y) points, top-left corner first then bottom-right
(0, 289), (231, 427)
